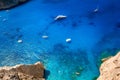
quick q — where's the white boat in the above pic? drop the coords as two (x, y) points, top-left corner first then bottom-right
(54, 15), (67, 21)
(94, 8), (99, 12)
(42, 35), (48, 39)
(17, 39), (23, 43)
(66, 38), (71, 43)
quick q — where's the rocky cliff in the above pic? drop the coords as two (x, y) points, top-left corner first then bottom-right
(0, 62), (45, 80)
(97, 52), (120, 80)
(0, 0), (28, 10)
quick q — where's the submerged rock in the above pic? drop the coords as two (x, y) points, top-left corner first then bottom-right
(97, 52), (120, 80)
(0, 0), (29, 10)
(93, 8), (99, 13)
(0, 62), (45, 80)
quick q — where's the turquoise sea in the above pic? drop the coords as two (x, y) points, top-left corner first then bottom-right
(0, 0), (120, 80)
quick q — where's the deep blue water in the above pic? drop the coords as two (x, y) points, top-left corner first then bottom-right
(0, 0), (120, 80)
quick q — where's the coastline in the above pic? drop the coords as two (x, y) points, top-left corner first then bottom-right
(0, 62), (45, 80)
(0, 0), (29, 10)
(97, 52), (120, 80)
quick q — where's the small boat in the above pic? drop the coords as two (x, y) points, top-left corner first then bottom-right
(54, 15), (67, 21)
(94, 8), (99, 13)
(42, 35), (48, 39)
(66, 38), (71, 43)
(17, 39), (23, 43)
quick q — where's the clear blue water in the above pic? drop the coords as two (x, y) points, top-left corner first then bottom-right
(0, 0), (120, 80)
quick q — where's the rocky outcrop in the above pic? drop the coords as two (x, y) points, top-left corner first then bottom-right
(97, 52), (120, 80)
(0, 0), (28, 10)
(0, 62), (45, 80)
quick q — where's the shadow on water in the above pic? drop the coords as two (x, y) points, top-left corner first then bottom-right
(88, 22), (96, 27)
(44, 70), (50, 80)
(38, 17), (67, 35)
(2, 27), (23, 41)
(38, 21), (55, 35)
(116, 21), (120, 28)
(53, 43), (69, 51)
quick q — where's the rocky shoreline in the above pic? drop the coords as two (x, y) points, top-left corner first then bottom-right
(0, 0), (29, 10)
(97, 52), (120, 80)
(0, 62), (45, 80)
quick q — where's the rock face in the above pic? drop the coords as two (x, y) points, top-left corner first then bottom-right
(97, 52), (120, 80)
(0, 0), (28, 10)
(0, 62), (45, 80)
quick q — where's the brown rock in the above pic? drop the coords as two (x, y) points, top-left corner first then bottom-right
(97, 52), (120, 80)
(0, 62), (45, 80)
(0, 0), (29, 10)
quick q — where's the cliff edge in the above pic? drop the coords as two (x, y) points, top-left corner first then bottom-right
(97, 52), (120, 80)
(0, 62), (45, 80)
(0, 0), (28, 10)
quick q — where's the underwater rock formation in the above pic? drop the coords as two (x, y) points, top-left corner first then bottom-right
(97, 52), (120, 80)
(0, 62), (45, 80)
(0, 0), (28, 10)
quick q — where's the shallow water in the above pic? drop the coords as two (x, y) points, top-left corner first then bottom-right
(0, 0), (120, 80)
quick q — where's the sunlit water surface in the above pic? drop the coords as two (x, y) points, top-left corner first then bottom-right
(0, 0), (120, 80)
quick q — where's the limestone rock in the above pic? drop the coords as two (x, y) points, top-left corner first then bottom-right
(0, 62), (45, 80)
(97, 52), (120, 80)
(0, 0), (29, 10)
